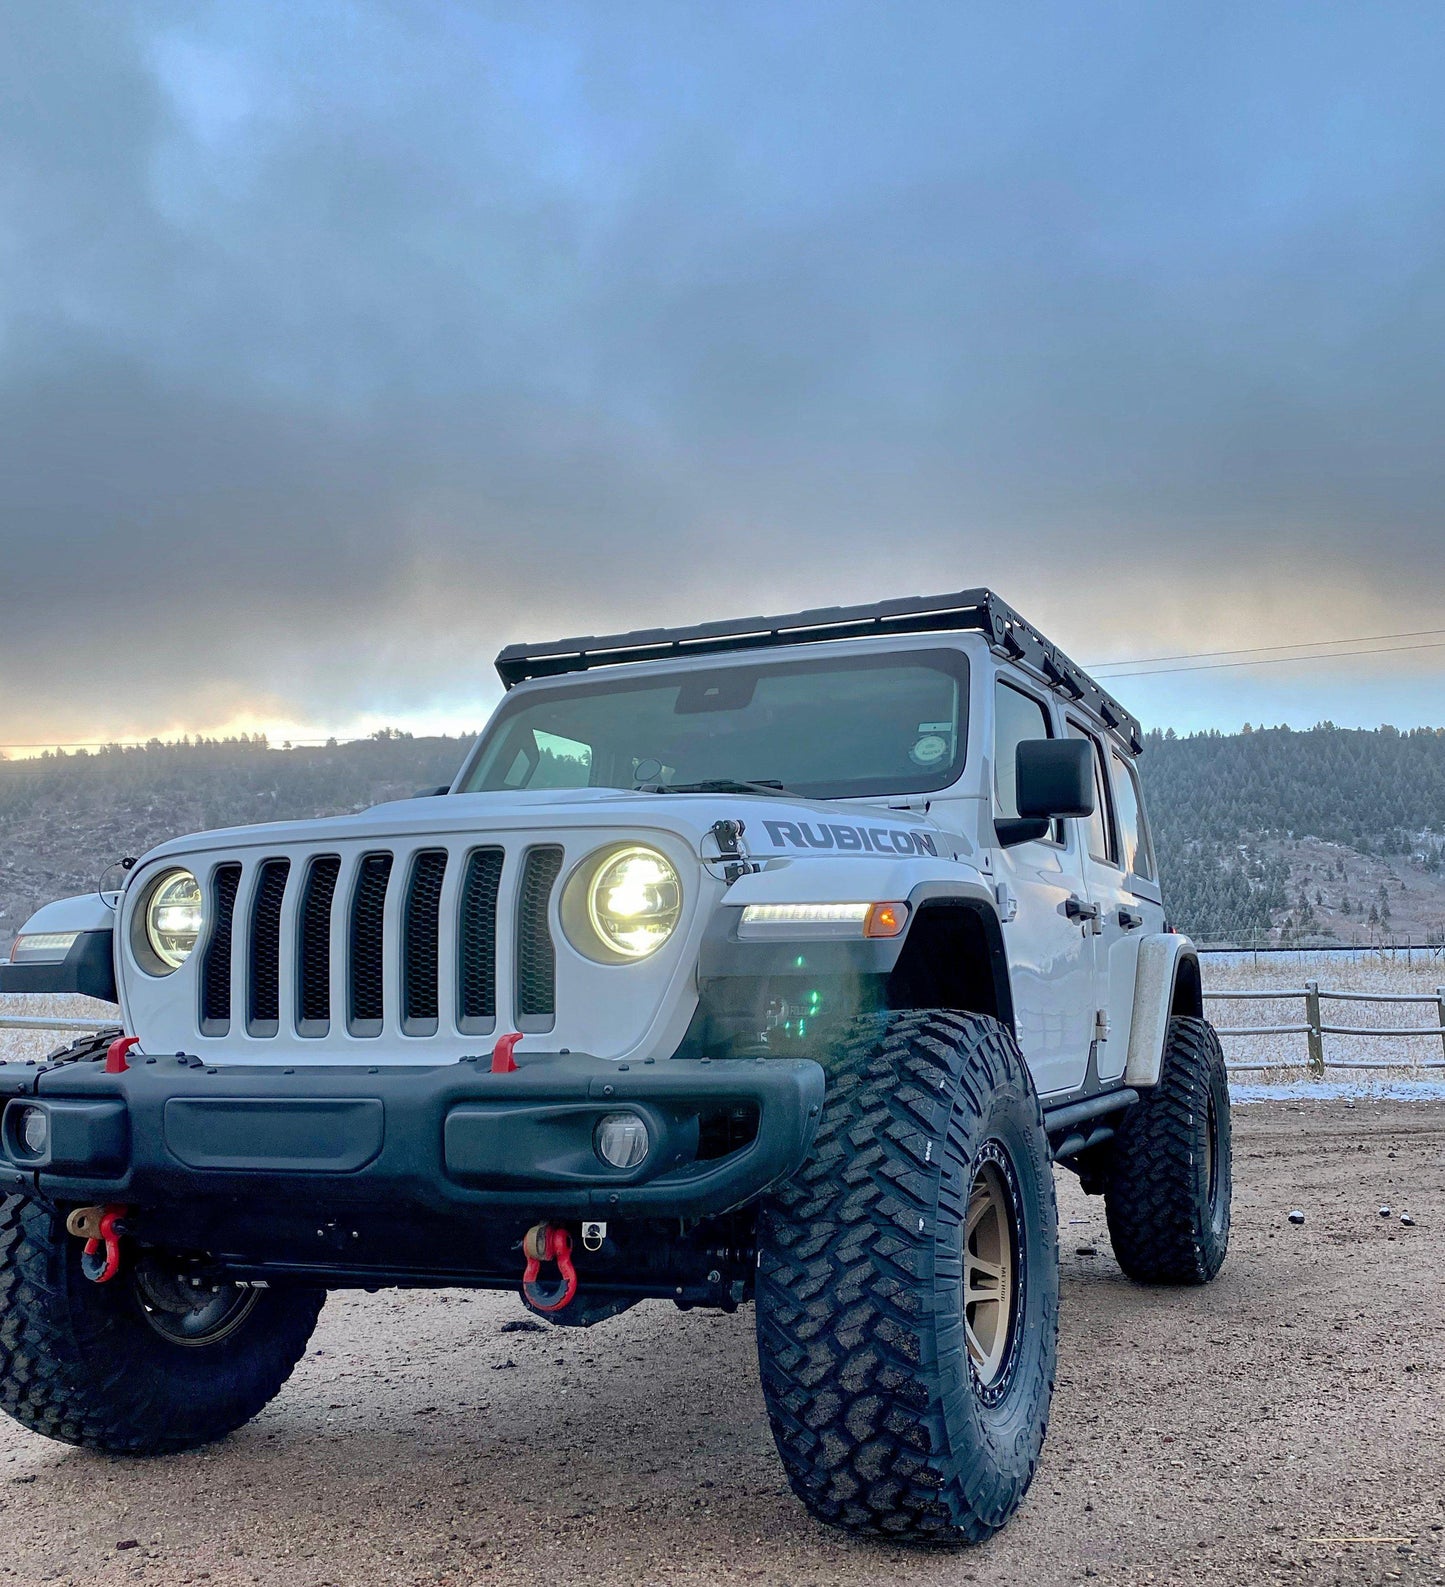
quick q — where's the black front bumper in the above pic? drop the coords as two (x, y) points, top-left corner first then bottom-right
(0, 1050), (825, 1224)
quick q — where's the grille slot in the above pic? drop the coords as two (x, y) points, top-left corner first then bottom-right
(515, 845), (564, 1031)
(247, 859), (291, 1036)
(348, 853), (394, 1036)
(457, 848), (503, 1034)
(402, 850), (448, 1035)
(200, 864), (241, 1035)
(296, 855), (341, 1036)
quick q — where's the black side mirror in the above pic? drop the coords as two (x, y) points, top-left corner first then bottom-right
(996, 739), (1095, 847)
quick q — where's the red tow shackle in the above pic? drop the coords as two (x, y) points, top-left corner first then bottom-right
(67, 1204), (128, 1283)
(521, 1223), (577, 1314)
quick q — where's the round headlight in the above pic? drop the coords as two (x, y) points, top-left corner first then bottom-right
(586, 846), (682, 960)
(145, 868), (203, 971)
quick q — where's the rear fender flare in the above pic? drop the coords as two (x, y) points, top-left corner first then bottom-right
(1122, 934), (1203, 1088)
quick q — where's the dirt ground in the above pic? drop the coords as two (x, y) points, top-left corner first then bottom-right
(1, 1099), (1441, 1587)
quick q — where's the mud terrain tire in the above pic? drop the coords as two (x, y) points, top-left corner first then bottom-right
(0, 1195), (323, 1455)
(755, 1010), (1058, 1543)
(1104, 1015), (1232, 1285)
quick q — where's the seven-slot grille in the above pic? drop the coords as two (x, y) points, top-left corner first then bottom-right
(194, 843), (564, 1040)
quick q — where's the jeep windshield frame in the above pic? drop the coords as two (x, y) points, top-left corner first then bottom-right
(456, 649), (970, 802)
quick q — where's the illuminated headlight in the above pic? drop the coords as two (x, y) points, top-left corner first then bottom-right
(8, 932), (79, 964)
(143, 868), (204, 971)
(738, 901), (909, 939)
(580, 846), (682, 961)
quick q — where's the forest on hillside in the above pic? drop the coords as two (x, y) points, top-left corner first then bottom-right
(3, 722), (1445, 946)
(1139, 724), (1445, 943)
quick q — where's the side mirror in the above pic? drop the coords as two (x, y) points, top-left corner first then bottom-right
(1017, 738), (1095, 818)
(996, 739), (1095, 847)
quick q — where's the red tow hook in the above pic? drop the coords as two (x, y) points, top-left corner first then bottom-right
(106, 1035), (140, 1074)
(67, 1205), (128, 1283)
(491, 1031), (524, 1073)
(521, 1223), (578, 1314)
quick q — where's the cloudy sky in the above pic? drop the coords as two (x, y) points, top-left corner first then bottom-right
(3, 0), (1444, 752)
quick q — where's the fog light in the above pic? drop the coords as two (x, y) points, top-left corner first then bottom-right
(595, 1111), (649, 1170)
(18, 1107), (48, 1158)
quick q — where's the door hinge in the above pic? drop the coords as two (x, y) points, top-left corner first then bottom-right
(994, 882), (1018, 923)
(1094, 1008), (1111, 1041)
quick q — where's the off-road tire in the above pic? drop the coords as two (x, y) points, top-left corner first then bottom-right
(1104, 1016), (1231, 1285)
(0, 1195), (324, 1454)
(756, 1010), (1058, 1543)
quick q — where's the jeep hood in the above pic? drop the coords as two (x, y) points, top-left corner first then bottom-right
(131, 786), (962, 869)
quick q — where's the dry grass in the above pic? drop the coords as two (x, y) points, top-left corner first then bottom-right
(1202, 949), (1445, 1079)
(0, 993), (118, 1064)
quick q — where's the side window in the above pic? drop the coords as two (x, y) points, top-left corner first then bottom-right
(1111, 751), (1155, 880)
(993, 679), (1058, 840)
(1067, 723), (1117, 865)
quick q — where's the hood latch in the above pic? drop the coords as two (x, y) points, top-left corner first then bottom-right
(708, 819), (759, 886)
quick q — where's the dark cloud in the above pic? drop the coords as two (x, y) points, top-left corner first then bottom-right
(3, 0), (1444, 744)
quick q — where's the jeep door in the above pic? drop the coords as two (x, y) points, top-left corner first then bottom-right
(1064, 717), (1137, 1083)
(990, 677), (1095, 1097)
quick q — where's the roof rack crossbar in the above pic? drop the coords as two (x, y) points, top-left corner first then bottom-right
(494, 588), (1143, 751)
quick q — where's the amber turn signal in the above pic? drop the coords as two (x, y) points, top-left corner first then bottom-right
(863, 902), (909, 938)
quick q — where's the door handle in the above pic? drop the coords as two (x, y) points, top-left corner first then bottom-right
(1118, 908), (1144, 930)
(1065, 895), (1101, 924)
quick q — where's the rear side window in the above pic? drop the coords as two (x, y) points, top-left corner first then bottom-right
(1111, 751), (1155, 881)
(994, 680), (1058, 839)
(1067, 723), (1117, 865)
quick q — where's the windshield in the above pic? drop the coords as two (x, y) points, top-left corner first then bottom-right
(459, 650), (969, 800)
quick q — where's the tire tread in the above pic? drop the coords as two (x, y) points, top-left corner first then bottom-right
(756, 1010), (1057, 1542)
(0, 1194), (322, 1455)
(1103, 1016), (1231, 1285)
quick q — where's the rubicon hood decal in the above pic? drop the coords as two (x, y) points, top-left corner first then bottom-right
(760, 819), (937, 857)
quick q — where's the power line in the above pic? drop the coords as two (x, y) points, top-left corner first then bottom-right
(1086, 625), (1445, 673)
(1097, 638), (1445, 680)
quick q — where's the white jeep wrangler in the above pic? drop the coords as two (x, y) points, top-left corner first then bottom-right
(0, 589), (1228, 1543)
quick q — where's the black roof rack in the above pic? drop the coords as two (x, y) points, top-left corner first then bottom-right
(494, 588), (1143, 752)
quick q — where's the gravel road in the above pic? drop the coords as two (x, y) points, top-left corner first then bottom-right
(1, 1099), (1441, 1587)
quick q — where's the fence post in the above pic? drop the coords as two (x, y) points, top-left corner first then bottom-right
(1305, 980), (1324, 1077)
(1437, 987), (1445, 1068)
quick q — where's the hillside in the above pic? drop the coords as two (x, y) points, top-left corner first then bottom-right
(4, 723), (1445, 949)
(1139, 724), (1445, 944)
(0, 732), (471, 946)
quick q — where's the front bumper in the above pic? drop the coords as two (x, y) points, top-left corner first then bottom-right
(0, 1050), (825, 1223)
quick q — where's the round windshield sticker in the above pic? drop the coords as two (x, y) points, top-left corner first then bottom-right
(909, 734), (949, 767)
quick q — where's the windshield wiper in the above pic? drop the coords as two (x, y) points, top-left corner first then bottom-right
(637, 778), (795, 797)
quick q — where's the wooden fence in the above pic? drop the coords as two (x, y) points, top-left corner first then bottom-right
(7, 991), (1445, 1079)
(1207, 982), (1445, 1075)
